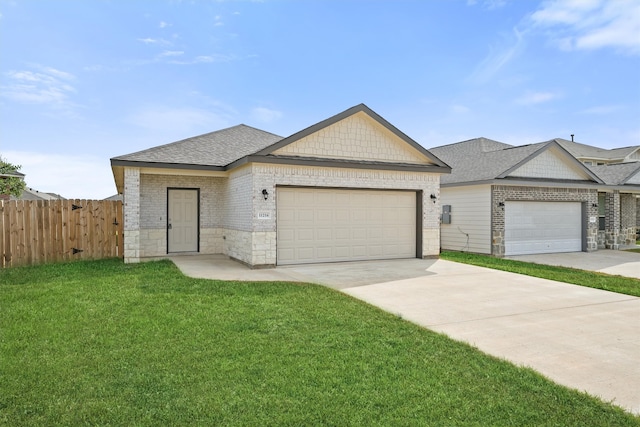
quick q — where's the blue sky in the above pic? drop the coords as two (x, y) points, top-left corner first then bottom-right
(1, 0), (639, 199)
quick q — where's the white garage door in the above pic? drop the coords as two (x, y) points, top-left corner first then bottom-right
(277, 188), (416, 265)
(505, 201), (582, 256)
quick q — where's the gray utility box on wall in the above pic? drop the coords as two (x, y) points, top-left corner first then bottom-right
(442, 205), (452, 224)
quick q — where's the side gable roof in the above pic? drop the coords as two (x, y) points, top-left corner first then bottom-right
(431, 139), (602, 185)
(111, 124), (284, 168)
(428, 137), (513, 159)
(587, 162), (640, 185)
(254, 103), (450, 168)
(111, 104), (451, 173)
(555, 138), (640, 162)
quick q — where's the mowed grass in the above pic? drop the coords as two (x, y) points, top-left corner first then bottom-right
(441, 251), (640, 297)
(1, 259), (638, 426)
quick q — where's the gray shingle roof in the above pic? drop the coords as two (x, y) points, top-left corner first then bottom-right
(430, 138), (546, 184)
(112, 124), (283, 167)
(587, 162), (640, 185)
(555, 138), (640, 161)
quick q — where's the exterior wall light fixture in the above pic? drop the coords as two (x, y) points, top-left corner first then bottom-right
(262, 189), (269, 200)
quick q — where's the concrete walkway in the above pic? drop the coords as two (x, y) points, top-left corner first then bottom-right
(170, 254), (640, 414)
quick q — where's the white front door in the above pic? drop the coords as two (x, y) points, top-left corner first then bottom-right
(168, 189), (199, 253)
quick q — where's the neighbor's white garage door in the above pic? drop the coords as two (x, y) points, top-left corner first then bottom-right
(277, 188), (416, 265)
(505, 201), (582, 255)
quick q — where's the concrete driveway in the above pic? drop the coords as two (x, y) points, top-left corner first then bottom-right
(341, 259), (640, 415)
(171, 253), (640, 414)
(506, 248), (640, 279)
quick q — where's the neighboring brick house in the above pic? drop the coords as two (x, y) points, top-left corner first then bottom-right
(430, 138), (640, 256)
(110, 104), (451, 266)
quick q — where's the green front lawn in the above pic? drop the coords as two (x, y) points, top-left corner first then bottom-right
(1, 259), (637, 426)
(441, 251), (640, 297)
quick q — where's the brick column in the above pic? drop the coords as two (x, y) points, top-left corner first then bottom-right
(123, 168), (141, 263)
(620, 193), (637, 245)
(604, 191), (620, 249)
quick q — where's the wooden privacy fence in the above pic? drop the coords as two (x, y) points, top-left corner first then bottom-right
(0, 199), (123, 268)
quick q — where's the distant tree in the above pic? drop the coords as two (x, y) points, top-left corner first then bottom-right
(0, 155), (27, 199)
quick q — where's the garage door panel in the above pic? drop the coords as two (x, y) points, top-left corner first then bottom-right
(278, 248), (295, 262)
(278, 209), (295, 222)
(297, 229), (314, 241)
(369, 245), (384, 256)
(335, 246), (351, 257)
(505, 201), (582, 256)
(297, 209), (315, 222)
(296, 247), (315, 261)
(352, 209), (367, 221)
(316, 209), (332, 222)
(351, 227), (368, 239)
(316, 228), (333, 240)
(277, 188), (416, 265)
(334, 210), (349, 222)
(278, 229), (295, 242)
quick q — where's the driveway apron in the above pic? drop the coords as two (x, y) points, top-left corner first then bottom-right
(342, 260), (640, 415)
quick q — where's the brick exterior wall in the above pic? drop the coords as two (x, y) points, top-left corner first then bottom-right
(123, 168), (141, 263)
(249, 163), (441, 267)
(620, 193), (637, 246)
(121, 164), (442, 267)
(491, 185), (598, 256)
(134, 174), (226, 258)
(604, 191), (620, 249)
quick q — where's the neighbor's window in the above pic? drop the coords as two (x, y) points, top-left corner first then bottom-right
(584, 161), (593, 165)
(598, 193), (606, 230)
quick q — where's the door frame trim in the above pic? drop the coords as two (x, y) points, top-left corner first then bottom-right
(166, 187), (200, 254)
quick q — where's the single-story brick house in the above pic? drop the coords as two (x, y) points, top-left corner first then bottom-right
(430, 138), (640, 256)
(111, 104), (451, 267)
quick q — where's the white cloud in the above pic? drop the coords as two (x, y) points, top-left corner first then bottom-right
(578, 105), (622, 115)
(467, 0), (507, 9)
(251, 107), (283, 123)
(160, 50), (184, 57)
(450, 104), (471, 114)
(1, 65), (76, 106)
(137, 37), (172, 46)
(168, 54), (237, 65)
(515, 91), (560, 105)
(530, 0), (640, 55)
(159, 21), (171, 28)
(127, 106), (233, 133)
(467, 27), (525, 84)
(3, 151), (116, 199)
